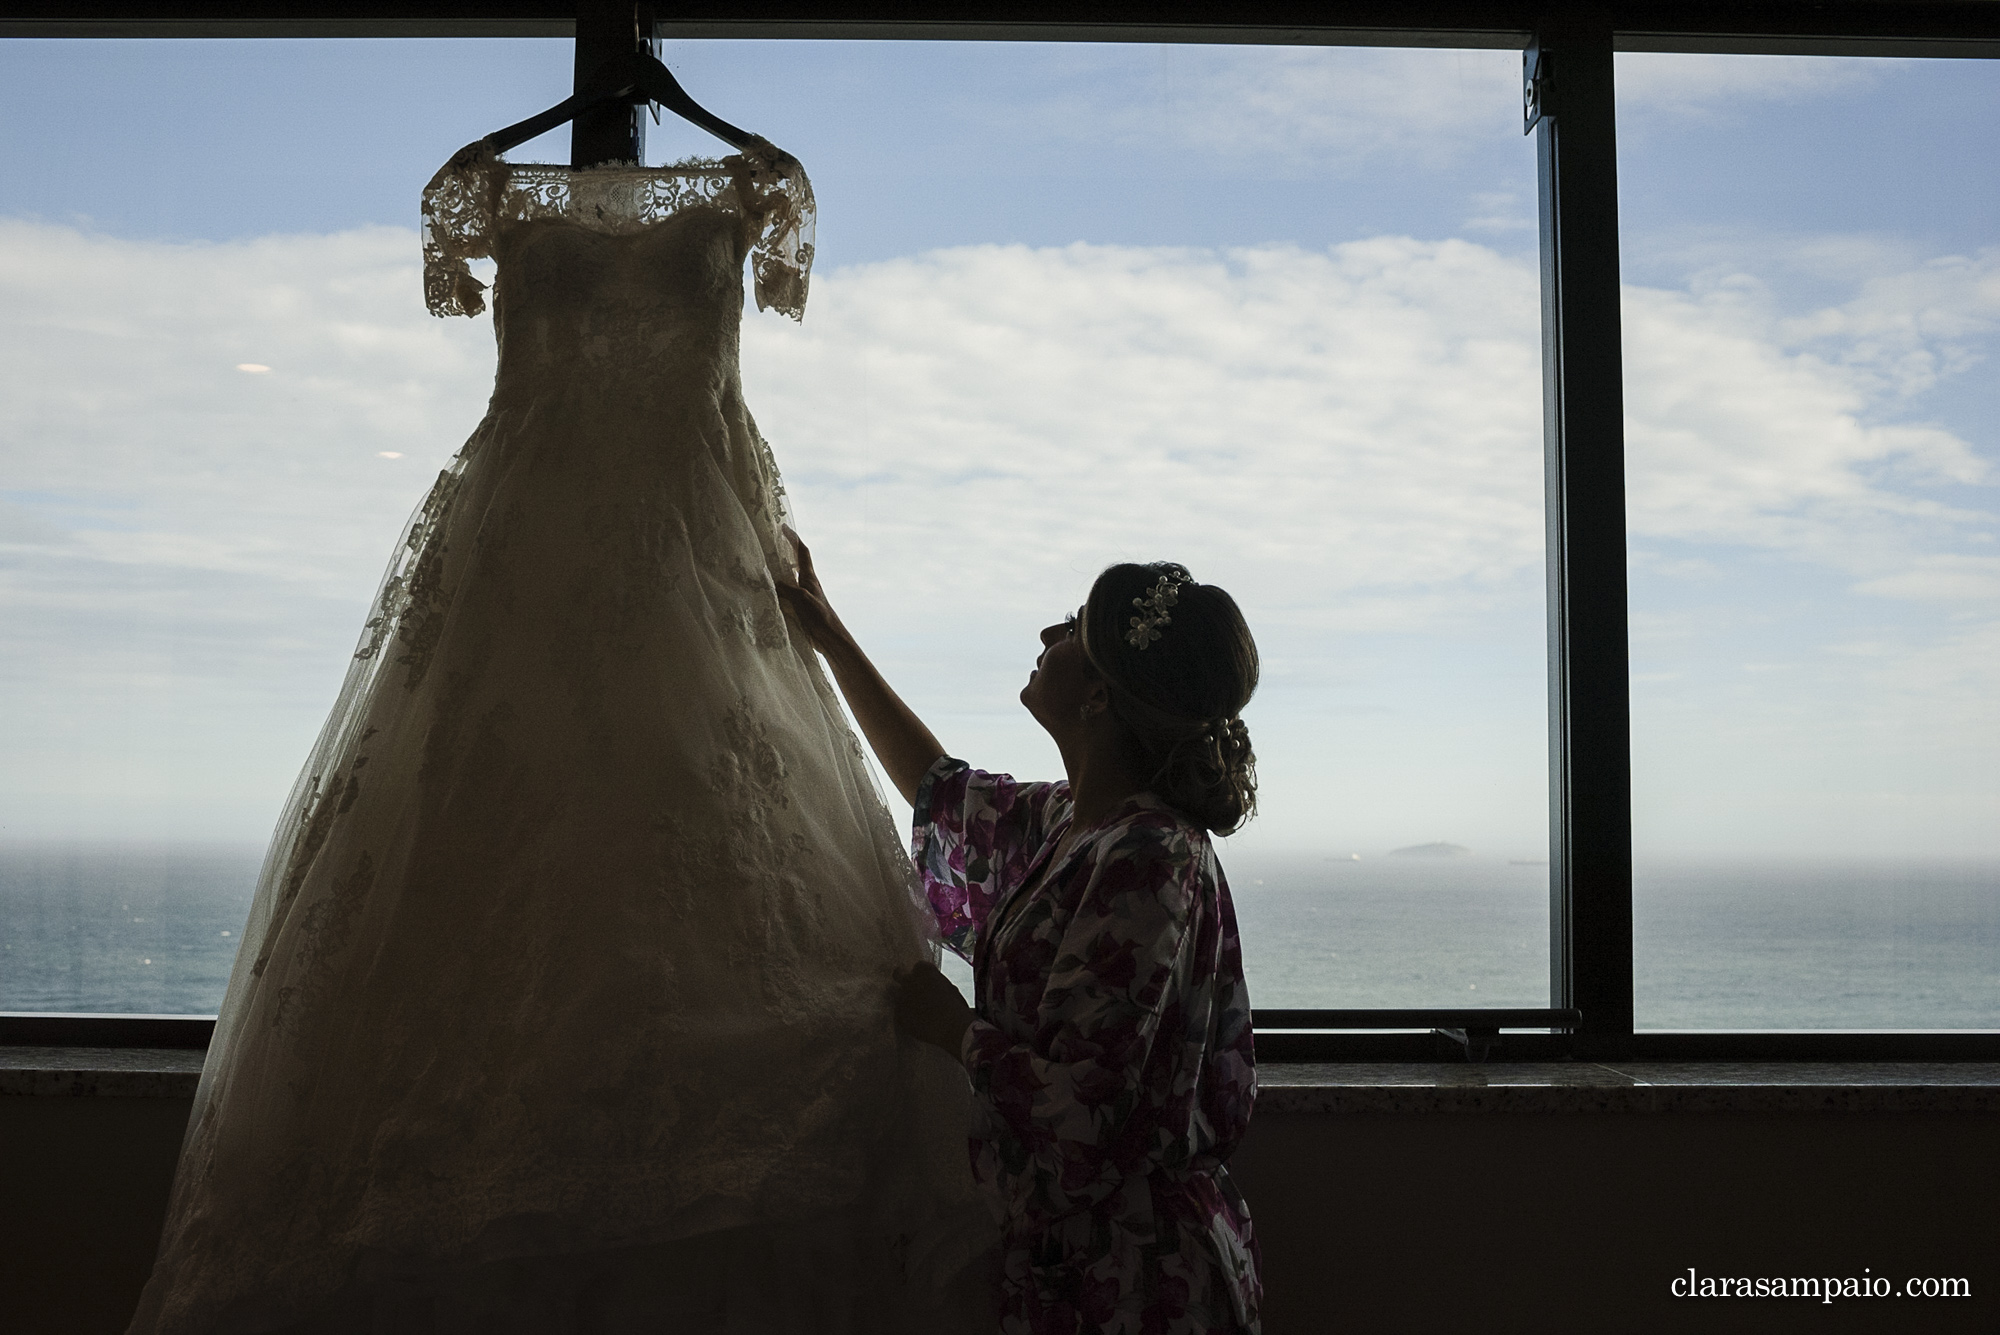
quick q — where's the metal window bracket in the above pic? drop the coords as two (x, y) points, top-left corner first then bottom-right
(1432, 1025), (1505, 1062)
(1523, 38), (1549, 133)
(1254, 1010), (1581, 1063)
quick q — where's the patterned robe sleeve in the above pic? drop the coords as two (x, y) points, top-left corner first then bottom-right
(961, 824), (1198, 1221)
(911, 757), (1067, 960)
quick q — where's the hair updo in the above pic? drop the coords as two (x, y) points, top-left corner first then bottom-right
(1080, 562), (1260, 835)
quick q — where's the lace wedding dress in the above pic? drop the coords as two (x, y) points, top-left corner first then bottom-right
(128, 141), (992, 1335)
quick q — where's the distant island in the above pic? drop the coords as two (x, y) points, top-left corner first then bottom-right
(1389, 842), (1470, 858)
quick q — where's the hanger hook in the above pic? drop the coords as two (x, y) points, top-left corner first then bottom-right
(635, 3), (661, 123)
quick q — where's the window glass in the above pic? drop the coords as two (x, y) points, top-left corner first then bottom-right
(1, 39), (1546, 1015)
(1616, 54), (2000, 1028)
(1, 38), (574, 1012)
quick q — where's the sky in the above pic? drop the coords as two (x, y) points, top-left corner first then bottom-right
(0, 39), (1995, 862)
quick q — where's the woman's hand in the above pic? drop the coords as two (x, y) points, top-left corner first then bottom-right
(892, 961), (975, 1064)
(773, 525), (851, 658)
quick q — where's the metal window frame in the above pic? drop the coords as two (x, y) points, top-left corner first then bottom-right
(3, 0), (1998, 1060)
(5, 0), (2000, 53)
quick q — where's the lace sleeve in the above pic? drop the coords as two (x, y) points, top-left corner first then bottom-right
(421, 141), (502, 318)
(732, 139), (817, 322)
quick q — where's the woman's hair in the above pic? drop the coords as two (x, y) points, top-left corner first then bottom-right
(1080, 562), (1260, 835)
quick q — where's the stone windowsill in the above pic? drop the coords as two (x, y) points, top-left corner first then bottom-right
(1, 1046), (208, 1098)
(1256, 1061), (2000, 1113)
(4, 1048), (1999, 1113)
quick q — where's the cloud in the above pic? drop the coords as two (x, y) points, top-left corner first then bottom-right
(745, 236), (1547, 637)
(1621, 248), (1999, 586)
(0, 219), (494, 603)
(1111, 46), (1521, 166)
(1009, 46), (1888, 170)
(0, 219), (497, 836)
(1462, 190), (1536, 234)
(751, 230), (1991, 855)
(737, 236), (1561, 853)
(1613, 52), (1884, 118)
(1, 213), (1993, 848)
(1779, 248), (2000, 401)
(1852, 556), (2000, 603)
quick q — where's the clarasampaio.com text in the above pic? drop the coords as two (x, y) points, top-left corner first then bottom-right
(1672, 1270), (1969, 1301)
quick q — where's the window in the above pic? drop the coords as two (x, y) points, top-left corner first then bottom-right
(0, 38), (574, 1012)
(2, 37), (1550, 1018)
(1616, 52), (2000, 1029)
(3, 9), (1995, 1056)
(710, 42), (1550, 1010)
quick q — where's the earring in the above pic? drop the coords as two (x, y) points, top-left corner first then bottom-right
(1078, 705), (1091, 721)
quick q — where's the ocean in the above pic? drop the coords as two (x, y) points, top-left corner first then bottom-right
(1224, 853), (2000, 1029)
(3, 843), (1996, 1030)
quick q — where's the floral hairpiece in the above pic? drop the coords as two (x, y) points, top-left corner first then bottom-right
(1127, 569), (1194, 649)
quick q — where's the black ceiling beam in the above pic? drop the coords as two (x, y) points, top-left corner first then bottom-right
(3, 0), (1998, 55)
(1613, 0), (2000, 53)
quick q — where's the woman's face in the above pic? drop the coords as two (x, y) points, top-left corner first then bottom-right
(1019, 605), (1097, 733)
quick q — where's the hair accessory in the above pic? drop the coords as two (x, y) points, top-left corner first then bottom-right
(1127, 569), (1193, 649)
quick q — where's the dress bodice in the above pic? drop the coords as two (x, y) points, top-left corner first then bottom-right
(420, 141), (815, 325)
(482, 210), (746, 396)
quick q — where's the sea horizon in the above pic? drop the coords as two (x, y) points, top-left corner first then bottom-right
(4, 840), (1996, 1030)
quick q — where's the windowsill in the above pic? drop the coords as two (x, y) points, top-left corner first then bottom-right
(1257, 1061), (2000, 1113)
(0, 1046), (206, 1098)
(5, 1049), (2000, 1112)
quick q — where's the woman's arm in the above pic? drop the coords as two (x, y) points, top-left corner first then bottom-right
(774, 527), (945, 806)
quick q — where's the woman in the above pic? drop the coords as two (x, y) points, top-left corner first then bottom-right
(778, 531), (1264, 1335)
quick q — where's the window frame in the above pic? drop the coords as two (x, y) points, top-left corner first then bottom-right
(3, 0), (1997, 1061)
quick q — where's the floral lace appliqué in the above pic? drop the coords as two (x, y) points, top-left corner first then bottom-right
(421, 138), (816, 321)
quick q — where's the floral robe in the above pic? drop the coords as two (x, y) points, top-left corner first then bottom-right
(912, 758), (1262, 1335)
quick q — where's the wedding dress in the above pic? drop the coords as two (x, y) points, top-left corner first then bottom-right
(128, 141), (992, 1335)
